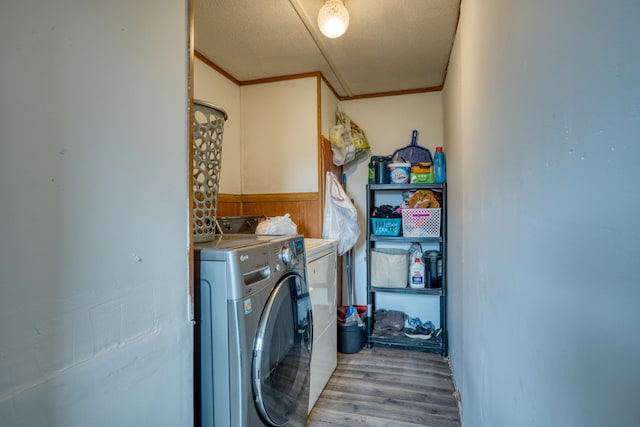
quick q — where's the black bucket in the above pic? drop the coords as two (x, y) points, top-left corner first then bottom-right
(337, 306), (367, 354)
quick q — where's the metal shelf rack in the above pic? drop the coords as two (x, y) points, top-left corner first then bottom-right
(366, 183), (448, 356)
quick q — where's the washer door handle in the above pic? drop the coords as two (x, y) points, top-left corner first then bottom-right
(307, 306), (313, 352)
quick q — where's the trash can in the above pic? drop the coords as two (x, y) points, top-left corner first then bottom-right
(337, 306), (367, 354)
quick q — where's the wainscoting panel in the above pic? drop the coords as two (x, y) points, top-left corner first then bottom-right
(242, 192), (321, 238)
(216, 193), (243, 217)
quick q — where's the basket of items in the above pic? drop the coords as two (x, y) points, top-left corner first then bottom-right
(370, 205), (402, 236)
(371, 218), (402, 236)
(401, 189), (442, 238)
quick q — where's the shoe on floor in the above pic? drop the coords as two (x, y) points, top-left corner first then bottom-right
(406, 317), (435, 330)
(404, 325), (433, 339)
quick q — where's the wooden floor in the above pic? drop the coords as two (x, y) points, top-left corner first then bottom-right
(307, 347), (461, 427)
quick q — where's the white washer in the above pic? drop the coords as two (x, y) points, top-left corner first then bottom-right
(304, 238), (338, 413)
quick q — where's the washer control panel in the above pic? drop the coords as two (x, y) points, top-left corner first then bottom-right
(276, 236), (305, 268)
(279, 245), (293, 265)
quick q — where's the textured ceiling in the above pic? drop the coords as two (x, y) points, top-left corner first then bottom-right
(194, 0), (460, 98)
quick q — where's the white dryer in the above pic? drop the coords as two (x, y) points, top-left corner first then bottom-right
(304, 238), (338, 412)
(195, 234), (312, 427)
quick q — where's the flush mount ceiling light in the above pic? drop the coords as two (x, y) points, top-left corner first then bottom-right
(317, 0), (350, 39)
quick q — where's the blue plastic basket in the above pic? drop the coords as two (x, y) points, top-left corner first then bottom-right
(371, 218), (402, 236)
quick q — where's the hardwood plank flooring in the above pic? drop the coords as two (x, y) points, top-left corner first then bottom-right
(308, 347), (461, 427)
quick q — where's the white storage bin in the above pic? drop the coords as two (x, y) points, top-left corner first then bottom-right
(401, 208), (441, 237)
(370, 248), (409, 288)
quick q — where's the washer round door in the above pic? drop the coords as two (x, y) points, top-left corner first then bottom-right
(252, 272), (312, 426)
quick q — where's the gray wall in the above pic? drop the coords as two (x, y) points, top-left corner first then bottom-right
(443, 0), (640, 425)
(0, 2), (192, 426)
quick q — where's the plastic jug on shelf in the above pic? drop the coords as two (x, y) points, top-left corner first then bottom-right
(434, 146), (446, 183)
(408, 243), (425, 288)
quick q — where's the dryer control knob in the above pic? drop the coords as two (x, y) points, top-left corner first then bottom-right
(279, 246), (292, 265)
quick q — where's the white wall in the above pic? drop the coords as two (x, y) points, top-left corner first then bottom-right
(321, 80), (339, 139)
(340, 93), (444, 315)
(444, 0), (640, 425)
(241, 78), (318, 194)
(194, 58), (242, 194)
(194, 68), (321, 195)
(0, 2), (192, 426)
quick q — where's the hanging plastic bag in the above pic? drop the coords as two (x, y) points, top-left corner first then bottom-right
(322, 172), (360, 255)
(329, 124), (356, 166)
(329, 108), (370, 166)
(255, 213), (298, 235)
(336, 109), (370, 152)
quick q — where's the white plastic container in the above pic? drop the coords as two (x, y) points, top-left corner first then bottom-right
(409, 257), (426, 288)
(387, 162), (411, 184)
